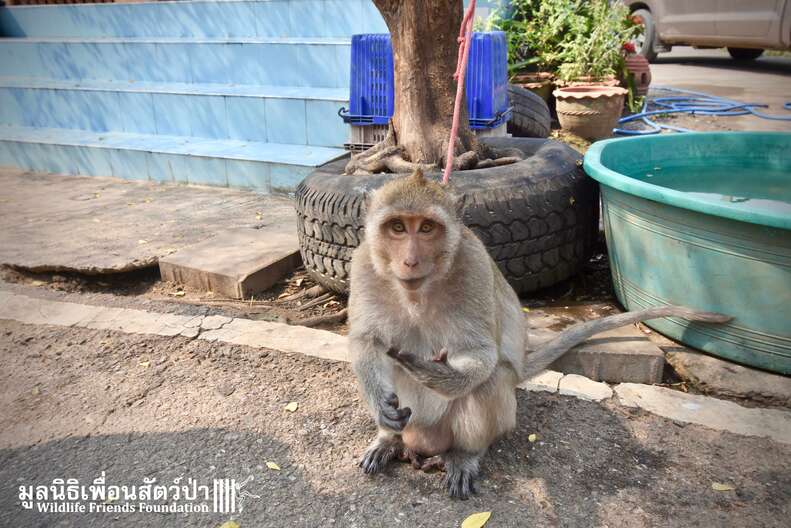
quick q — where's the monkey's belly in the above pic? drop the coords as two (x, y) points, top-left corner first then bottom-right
(402, 419), (453, 457)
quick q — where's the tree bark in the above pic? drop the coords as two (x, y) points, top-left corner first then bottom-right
(370, 0), (477, 167)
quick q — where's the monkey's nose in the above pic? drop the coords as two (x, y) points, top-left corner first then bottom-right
(403, 259), (418, 268)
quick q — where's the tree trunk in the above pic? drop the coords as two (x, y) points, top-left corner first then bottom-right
(379, 0), (478, 164)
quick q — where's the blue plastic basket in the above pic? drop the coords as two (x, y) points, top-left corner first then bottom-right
(340, 32), (511, 130)
(342, 34), (394, 125)
(466, 31), (511, 129)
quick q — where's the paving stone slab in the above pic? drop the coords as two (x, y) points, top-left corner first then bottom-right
(0, 168), (294, 273)
(159, 228), (301, 299)
(0, 290), (347, 362)
(615, 383), (791, 444)
(667, 349), (791, 407)
(518, 370), (563, 393)
(529, 307), (665, 384)
(559, 374), (613, 402)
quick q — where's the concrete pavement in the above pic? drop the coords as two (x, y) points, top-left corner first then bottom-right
(650, 47), (791, 132)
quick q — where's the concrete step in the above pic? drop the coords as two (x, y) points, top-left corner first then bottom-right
(0, 0), (387, 39)
(159, 228), (302, 300)
(0, 126), (347, 191)
(0, 37), (351, 88)
(0, 79), (348, 147)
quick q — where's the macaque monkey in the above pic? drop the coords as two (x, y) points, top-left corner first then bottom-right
(349, 169), (729, 499)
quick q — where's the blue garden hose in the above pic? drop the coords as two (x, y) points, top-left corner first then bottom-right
(614, 86), (791, 135)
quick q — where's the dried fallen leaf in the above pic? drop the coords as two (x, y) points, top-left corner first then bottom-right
(173, 291), (186, 297)
(32, 386), (40, 396)
(218, 522), (240, 528)
(461, 511), (491, 528)
(284, 402), (299, 412)
(528, 433), (538, 443)
(139, 361), (150, 368)
(265, 461), (281, 471)
(712, 482), (736, 492)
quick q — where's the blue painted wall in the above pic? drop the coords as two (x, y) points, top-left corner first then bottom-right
(0, 1), (496, 191)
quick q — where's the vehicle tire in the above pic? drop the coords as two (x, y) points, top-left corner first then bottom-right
(295, 137), (599, 296)
(632, 8), (658, 62)
(727, 47), (764, 60)
(507, 84), (551, 138)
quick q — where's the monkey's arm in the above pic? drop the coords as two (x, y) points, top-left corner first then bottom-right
(351, 336), (412, 432)
(387, 340), (497, 399)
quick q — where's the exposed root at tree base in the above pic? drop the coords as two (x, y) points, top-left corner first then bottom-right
(344, 124), (525, 176)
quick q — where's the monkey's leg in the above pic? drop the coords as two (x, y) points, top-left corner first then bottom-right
(442, 449), (484, 499)
(443, 367), (517, 498)
(360, 430), (403, 474)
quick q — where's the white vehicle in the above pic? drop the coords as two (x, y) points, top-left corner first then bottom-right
(625, 0), (791, 61)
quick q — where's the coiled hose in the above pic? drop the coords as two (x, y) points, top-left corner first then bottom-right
(614, 86), (791, 135)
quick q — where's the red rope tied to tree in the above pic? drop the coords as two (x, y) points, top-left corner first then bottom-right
(442, 0), (476, 186)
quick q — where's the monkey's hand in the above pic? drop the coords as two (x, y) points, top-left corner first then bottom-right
(377, 392), (411, 432)
(387, 348), (462, 396)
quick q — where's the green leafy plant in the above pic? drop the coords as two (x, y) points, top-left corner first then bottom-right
(488, 0), (639, 80)
(555, 0), (640, 82)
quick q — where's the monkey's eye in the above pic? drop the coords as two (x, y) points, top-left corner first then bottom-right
(390, 220), (406, 233)
(419, 221), (435, 233)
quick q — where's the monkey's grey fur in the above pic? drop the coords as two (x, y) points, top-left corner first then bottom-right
(348, 171), (730, 499)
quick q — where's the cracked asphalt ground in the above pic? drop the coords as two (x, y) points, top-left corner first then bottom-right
(1, 318), (790, 528)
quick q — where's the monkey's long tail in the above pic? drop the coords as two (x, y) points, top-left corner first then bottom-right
(521, 305), (731, 381)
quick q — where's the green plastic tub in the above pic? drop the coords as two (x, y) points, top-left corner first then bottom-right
(584, 132), (791, 374)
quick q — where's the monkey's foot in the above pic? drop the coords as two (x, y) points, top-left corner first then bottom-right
(359, 435), (402, 475)
(443, 451), (482, 500)
(398, 449), (445, 472)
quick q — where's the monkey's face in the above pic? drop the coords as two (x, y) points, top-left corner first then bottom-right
(376, 213), (447, 291)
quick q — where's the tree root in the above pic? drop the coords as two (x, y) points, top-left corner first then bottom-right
(296, 292), (334, 311)
(453, 150), (479, 171)
(288, 308), (349, 328)
(343, 121), (526, 176)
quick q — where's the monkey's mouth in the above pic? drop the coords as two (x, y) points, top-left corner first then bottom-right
(398, 277), (426, 290)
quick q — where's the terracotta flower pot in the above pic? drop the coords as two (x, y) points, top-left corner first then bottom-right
(553, 85), (628, 140)
(554, 75), (620, 88)
(625, 54), (652, 96)
(510, 71), (554, 102)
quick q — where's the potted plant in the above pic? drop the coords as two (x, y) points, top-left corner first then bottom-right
(554, 0), (640, 87)
(548, 0), (638, 139)
(622, 40), (652, 97)
(486, 0), (565, 102)
(553, 85), (628, 140)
